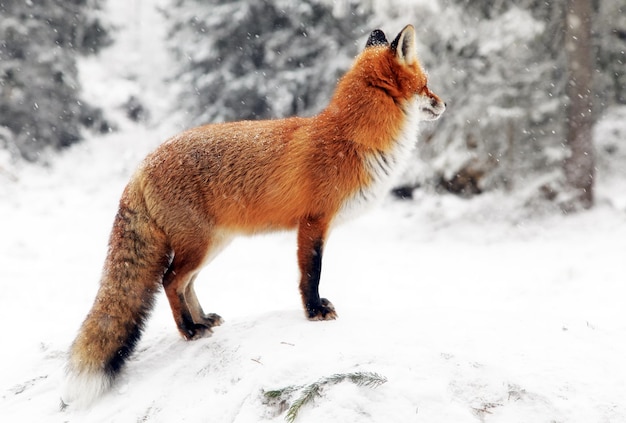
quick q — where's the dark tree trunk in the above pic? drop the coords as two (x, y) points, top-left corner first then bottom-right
(563, 0), (595, 210)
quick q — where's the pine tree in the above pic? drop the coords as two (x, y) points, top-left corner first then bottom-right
(0, 0), (110, 161)
(392, 0), (619, 202)
(167, 0), (372, 126)
(165, 0), (623, 203)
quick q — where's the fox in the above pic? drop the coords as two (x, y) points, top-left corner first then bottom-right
(61, 24), (445, 408)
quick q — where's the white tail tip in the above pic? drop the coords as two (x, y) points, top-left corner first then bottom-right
(61, 367), (112, 409)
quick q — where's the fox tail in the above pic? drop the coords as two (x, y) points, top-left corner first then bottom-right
(61, 182), (171, 408)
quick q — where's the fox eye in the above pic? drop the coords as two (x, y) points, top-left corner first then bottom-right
(415, 76), (428, 93)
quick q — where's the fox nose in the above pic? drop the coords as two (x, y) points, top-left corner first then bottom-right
(431, 98), (443, 108)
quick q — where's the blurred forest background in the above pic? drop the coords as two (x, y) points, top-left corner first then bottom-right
(1, 0), (624, 211)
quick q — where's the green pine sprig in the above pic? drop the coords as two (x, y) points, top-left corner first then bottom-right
(263, 371), (387, 422)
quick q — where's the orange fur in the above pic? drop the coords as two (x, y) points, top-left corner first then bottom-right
(63, 25), (445, 408)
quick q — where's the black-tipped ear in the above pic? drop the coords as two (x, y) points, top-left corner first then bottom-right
(365, 29), (388, 48)
(390, 25), (417, 66)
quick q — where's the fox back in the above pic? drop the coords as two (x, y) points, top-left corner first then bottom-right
(141, 26), (444, 232)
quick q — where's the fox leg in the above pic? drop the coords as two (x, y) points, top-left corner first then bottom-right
(297, 216), (337, 320)
(163, 264), (215, 340)
(163, 230), (232, 339)
(183, 275), (223, 329)
(162, 237), (223, 340)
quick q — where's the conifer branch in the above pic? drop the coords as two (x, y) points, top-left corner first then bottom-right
(264, 371), (387, 422)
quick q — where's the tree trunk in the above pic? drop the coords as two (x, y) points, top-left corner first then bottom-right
(563, 0), (595, 210)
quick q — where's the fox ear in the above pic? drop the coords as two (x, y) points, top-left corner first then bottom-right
(365, 29), (388, 48)
(390, 25), (418, 66)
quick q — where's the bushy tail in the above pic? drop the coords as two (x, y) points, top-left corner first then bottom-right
(62, 182), (171, 408)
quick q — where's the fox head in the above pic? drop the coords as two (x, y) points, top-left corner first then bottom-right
(361, 25), (446, 122)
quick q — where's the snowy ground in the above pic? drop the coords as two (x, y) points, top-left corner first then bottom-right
(2, 1), (626, 422)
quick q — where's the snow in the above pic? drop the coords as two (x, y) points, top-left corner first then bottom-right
(2, 1), (626, 422)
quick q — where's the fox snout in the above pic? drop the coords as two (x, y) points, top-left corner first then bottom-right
(418, 91), (446, 121)
(430, 96), (446, 119)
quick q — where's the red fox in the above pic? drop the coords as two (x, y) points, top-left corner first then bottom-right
(62, 25), (445, 407)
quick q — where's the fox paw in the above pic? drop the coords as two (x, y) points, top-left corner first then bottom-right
(200, 313), (224, 328)
(181, 313), (223, 340)
(306, 298), (337, 321)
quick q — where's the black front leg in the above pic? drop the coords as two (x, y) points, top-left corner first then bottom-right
(297, 217), (337, 320)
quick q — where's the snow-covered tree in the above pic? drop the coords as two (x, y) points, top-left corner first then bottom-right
(166, 0), (372, 125)
(0, 0), (110, 161)
(166, 0), (587, 202)
(399, 3), (551, 196)
(5, 0), (622, 208)
(376, 0), (623, 205)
